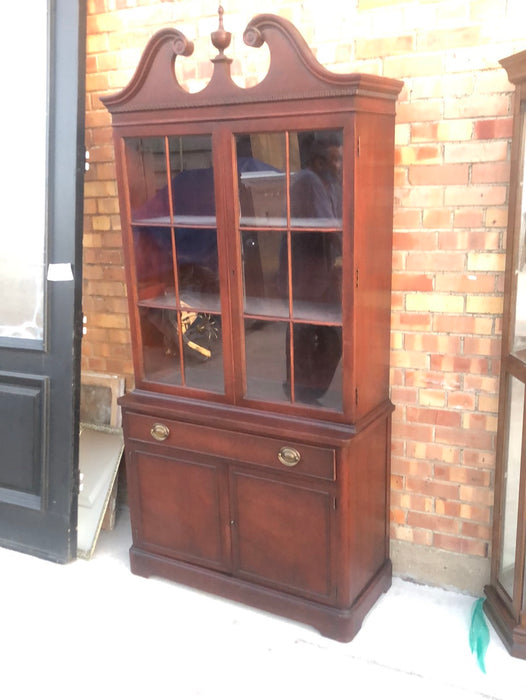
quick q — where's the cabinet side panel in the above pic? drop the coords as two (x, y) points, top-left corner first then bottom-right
(345, 416), (390, 603)
(353, 112), (396, 418)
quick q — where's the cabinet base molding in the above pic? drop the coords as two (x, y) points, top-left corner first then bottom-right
(484, 585), (526, 660)
(130, 545), (392, 642)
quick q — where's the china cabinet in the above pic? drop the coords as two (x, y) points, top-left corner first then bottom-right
(485, 50), (526, 659)
(102, 11), (402, 641)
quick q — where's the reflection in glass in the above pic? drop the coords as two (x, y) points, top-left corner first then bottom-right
(245, 321), (288, 402)
(126, 135), (216, 225)
(289, 130), (343, 227)
(290, 324), (342, 410)
(168, 135), (216, 223)
(513, 109), (526, 356)
(498, 376), (525, 598)
(140, 307), (223, 392)
(243, 230), (288, 317)
(128, 134), (224, 394)
(126, 137), (169, 220)
(133, 226), (175, 304)
(140, 307), (182, 386)
(290, 231), (342, 322)
(176, 227), (220, 311)
(236, 133), (287, 226)
(0, 1), (48, 341)
(184, 313), (223, 392)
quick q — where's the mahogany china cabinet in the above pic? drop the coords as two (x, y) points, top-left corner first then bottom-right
(102, 11), (402, 641)
(485, 49), (526, 659)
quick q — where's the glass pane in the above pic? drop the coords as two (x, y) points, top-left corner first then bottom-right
(291, 324), (342, 410)
(169, 136), (220, 309)
(290, 130), (343, 227)
(184, 313), (223, 392)
(245, 321), (289, 402)
(243, 230), (288, 317)
(498, 375), (525, 598)
(139, 308), (223, 392)
(140, 308), (182, 386)
(168, 135), (215, 224)
(0, 1), (48, 341)
(291, 231), (342, 322)
(513, 108), (526, 357)
(126, 137), (170, 222)
(236, 133), (287, 227)
(176, 227), (220, 311)
(133, 226), (175, 304)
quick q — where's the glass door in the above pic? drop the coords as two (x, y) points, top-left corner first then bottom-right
(124, 134), (224, 394)
(235, 129), (344, 412)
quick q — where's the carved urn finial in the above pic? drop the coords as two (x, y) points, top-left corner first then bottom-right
(211, 4), (231, 60)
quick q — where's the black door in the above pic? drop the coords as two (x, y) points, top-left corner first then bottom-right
(0, 1), (86, 562)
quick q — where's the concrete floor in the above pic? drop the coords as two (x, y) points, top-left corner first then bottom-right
(1, 507), (524, 700)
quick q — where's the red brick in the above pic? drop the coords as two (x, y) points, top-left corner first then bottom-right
(392, 273), (434, 292)
(430, 355), (489, 375)
(452, 208), (485, 228)
(434, 465), (490, 487)
(461, 450), (496, 469)
(406, 407), (461, 428)
(392, 312), (433, 331)
(405, 369), (461, 391)
(390, 386), (419, 405)
(435, 273), (496, 293)
(410, 121), (439, 142)
(393, 231), (438, 250)
(405, 252), (465, 272)
(461, 522), (491, 540)
(447, 392), (476, 411)
(391, 421), (435, 443)
(445, 185), (507, 207)
(473, 118), (513, 140)
(406, 477), (459, 500)
(409, 164), (469, 186)
(393, 209), (422, 229)
(422, 208), (453, 229)
(356, 35), (414, 59)
(434, 534), (488, 557)
(419, 27), (482, 51)
(391, 457), (433, 478)
(407, 512), (459, 535)
(435, 426), (493, 450)
(406, 442), (460, 465)
(404, 333), (461, 354)
(471, 161), (511, 184)
(435, 499), (461, 518)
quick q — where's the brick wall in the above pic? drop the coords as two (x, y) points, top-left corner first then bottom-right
(83, 0), (526, 587)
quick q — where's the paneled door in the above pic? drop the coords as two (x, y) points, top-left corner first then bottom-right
(0, 0), (86, 562)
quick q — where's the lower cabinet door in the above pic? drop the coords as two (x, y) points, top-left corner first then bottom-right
(230, 468), (335, 602)
(131, 449), (229, 571)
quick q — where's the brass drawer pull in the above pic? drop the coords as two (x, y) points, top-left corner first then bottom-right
(278, 446), (301, 467)
(150, 423), (170, 441)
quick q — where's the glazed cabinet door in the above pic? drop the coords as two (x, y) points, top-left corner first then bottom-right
(122, 134), (225, 394)
(229, 466), (336, 602)
(234, 128), (344, 414)
(129, 449), (230, 572)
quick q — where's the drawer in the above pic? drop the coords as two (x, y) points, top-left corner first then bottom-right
(124, 411), (335, 481)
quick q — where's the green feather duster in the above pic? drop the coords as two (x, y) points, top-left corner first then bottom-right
(469, 597), (490, 673)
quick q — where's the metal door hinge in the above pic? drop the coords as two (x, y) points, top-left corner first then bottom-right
(357, 137), (361, 157)
(355, 268), (359, 288)
(355, 387), (359, 406)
